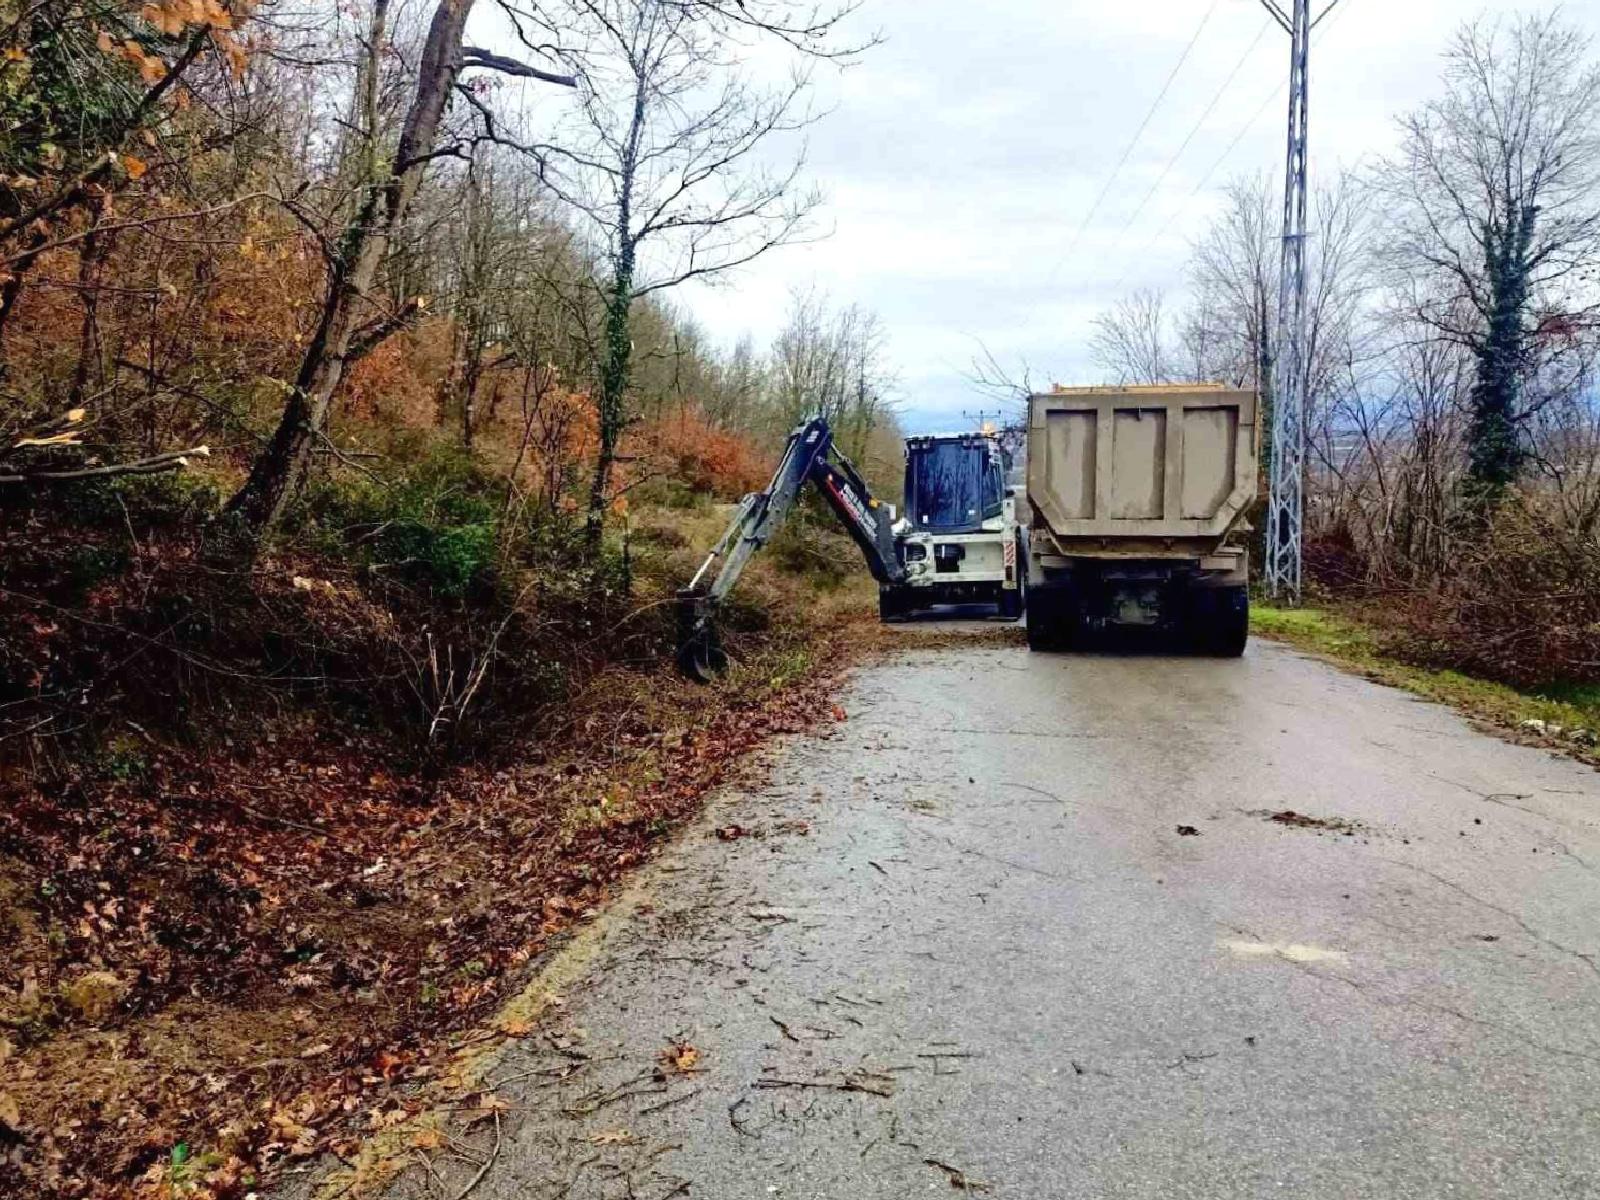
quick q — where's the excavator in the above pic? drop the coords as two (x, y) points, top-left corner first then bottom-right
(675, 416), (904, 681)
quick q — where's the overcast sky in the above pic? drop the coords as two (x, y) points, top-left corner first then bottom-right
(651, 0), (1600, 432)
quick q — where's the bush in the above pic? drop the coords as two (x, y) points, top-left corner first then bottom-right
(1366, 498), (1600, 690)
(298, 445), (503, 598)
(766, 499), (853, 589)
(637, 407), (771, 501)
(55, 469), (225, 532)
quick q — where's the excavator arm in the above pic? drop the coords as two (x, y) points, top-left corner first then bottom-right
(676, 416), (904, 681)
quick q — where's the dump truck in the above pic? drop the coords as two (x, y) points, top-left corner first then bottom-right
(1024, 384), (1257, 655)
(880, 431), (1023, 621)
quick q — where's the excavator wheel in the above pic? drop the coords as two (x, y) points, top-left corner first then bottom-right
(997, 581), (1024, 622)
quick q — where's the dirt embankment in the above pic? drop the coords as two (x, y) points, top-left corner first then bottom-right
(0, 501), (901, 1200)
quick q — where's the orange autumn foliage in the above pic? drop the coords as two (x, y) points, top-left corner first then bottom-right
(636, 405), (772, 500)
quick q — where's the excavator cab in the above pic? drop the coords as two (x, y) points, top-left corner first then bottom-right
(903, 436), (1009, 535)
(885, 431), (1023, 621)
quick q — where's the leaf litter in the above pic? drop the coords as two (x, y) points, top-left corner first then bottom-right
(0, 625), (873, 1200)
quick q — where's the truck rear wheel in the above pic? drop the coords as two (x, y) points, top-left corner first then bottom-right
(1195, 586), (1249, 656)
(998, 581), (1024, 622)
(1025, 589), (1071, 651)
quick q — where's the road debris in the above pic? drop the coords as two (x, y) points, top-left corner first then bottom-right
(1257, 809), (1366, 835)
(925, 1158), (992, 1191)
(753, 1070), (895, 1098)
(659, 1041), (701, 1074)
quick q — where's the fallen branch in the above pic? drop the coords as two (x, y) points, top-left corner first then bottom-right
(638, 1086), (701, 1116)
(924, 1158), (991, 1192)
(451, 1109), (501, 1200)
(0, 445), (210, 485)
(751, 1072), (894, 1098)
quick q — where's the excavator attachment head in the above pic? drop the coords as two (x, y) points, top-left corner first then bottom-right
(675, 588), (729, 683)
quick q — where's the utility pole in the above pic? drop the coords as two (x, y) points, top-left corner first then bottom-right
(1258, 0), (1334, 604)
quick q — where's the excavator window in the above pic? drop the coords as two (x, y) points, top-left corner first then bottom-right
(905, 440), (1006, 533)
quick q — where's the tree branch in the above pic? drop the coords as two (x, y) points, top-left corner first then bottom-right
(0, 446), (211, 486)
(460, 46), (577, 87)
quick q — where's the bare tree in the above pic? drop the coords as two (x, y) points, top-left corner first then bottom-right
(1090, 289), (1176, 385)
(225, 0), (576, 537)
(528, 0), (850, 548)
(1374, 10), (1600, 501)
(768, 288), (894, 459)
(1185, 175), (1278, 412)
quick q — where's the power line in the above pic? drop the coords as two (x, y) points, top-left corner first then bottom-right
(1114, 83), (1282, 289)
(1103, 14), (1275, 291)
(1043, 0), (1222, 285)
(1113, 0), (1355, 292)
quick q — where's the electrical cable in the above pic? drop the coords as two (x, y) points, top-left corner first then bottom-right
(1042, 0), (1223, 285)
(1103, 15), (1275, 271)
(1111, 0), (1356, 293)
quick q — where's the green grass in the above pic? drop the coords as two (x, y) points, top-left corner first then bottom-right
(1253, 604), (1600, 753)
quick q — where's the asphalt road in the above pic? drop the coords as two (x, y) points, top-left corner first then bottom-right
(382, 632), (1600, 1199)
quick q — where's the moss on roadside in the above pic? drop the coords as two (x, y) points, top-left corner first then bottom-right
(1253, 604), (1600, 761)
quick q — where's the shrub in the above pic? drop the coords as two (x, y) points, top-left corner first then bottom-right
(1367, 497), (1600, 690)
(298, 445), (503, 598)
(637, 407), (771, 501)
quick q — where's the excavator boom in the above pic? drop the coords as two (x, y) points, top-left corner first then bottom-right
(676, 416), (903, 681)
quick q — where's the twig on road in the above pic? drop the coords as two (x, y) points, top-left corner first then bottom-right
(450, 1110), (501, 1200)
(639, 1086), (702, 1116)
(753, 1072), (894, 1098)
(924, 1158), (992, 1192)
(728, 1096), (759, 1138)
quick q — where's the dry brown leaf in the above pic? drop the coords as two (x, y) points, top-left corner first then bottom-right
(588, 1129), (637, 1146)
(659, 1041), (699, 1073)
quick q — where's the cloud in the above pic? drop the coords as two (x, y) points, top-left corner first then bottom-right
(679, 0), (1600, 429)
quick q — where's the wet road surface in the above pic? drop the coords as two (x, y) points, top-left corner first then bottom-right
(380, 635), (1600, 1198)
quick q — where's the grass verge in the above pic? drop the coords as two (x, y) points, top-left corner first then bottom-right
(1253, 604), (1600, 766)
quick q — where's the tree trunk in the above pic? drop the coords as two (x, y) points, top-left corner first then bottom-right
(1465, 203), (1536, 506)
(68, 222), (113, 410)
(585, 255), (634, 550)
(1255, 284), (1275, 478)
(227, 0), (474, 536)
(461, 339), (484, 450)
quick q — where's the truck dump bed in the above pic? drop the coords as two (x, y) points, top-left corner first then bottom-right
(1027, 385), (1257, 551)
